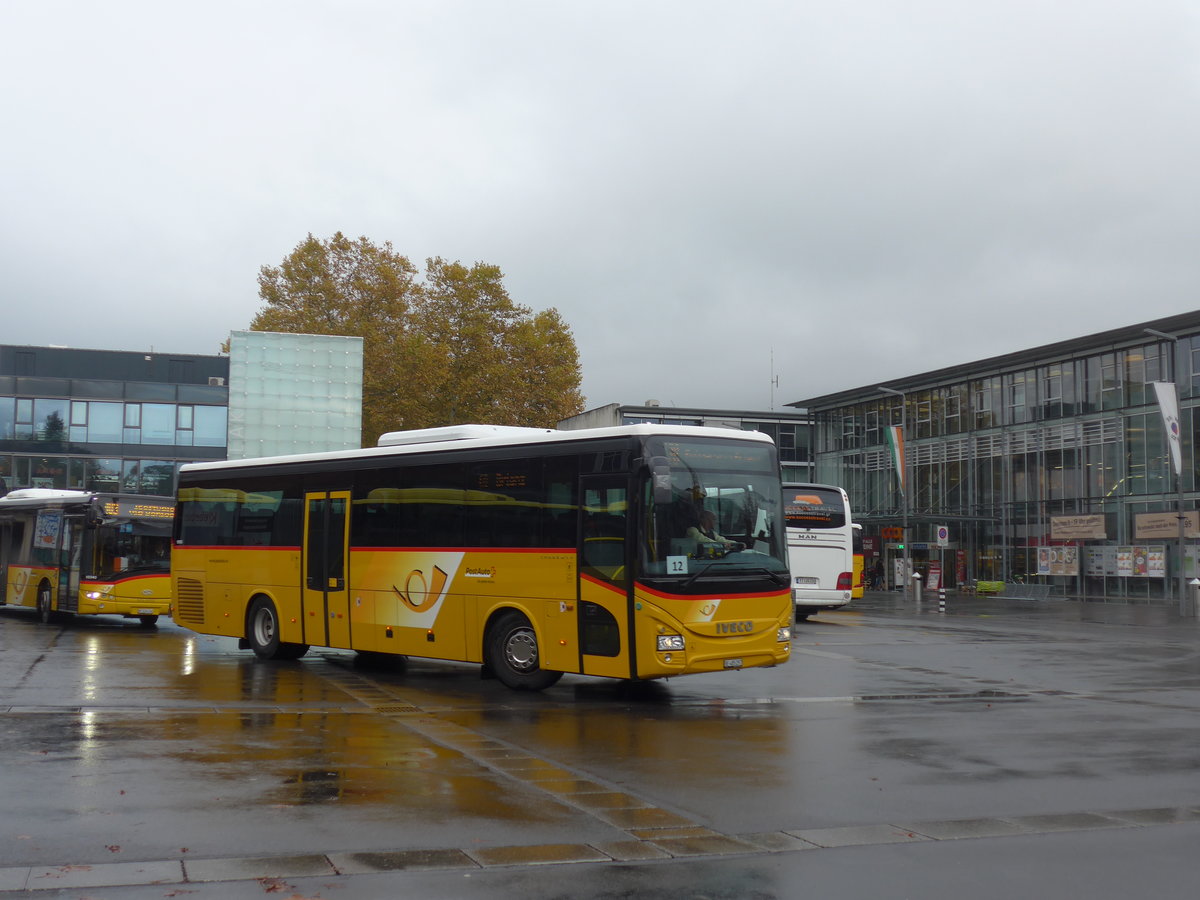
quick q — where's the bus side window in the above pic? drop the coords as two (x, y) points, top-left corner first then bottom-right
(581, 484), (627, 585)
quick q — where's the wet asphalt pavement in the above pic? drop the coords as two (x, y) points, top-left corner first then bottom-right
(1, 591), (1198, 898)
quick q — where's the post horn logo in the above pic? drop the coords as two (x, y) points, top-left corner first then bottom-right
(393, 565), (448, 612)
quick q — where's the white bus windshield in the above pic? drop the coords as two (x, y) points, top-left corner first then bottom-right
(784, 486), (848, 530)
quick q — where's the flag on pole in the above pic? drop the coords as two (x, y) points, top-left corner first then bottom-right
(1151, 382), (1183, 477)
(886, 424), (906, 496)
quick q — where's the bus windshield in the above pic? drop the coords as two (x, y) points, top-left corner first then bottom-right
(784, 486), (848, 529)
(639, 436), (789, 590)
(93, 515), (172, 579)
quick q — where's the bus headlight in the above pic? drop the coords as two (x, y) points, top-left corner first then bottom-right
(777, 626), (792, 642)
(86, 591), (103, 600)
(657, 634), (685, 652)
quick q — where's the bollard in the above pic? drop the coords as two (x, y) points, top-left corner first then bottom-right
(938, 588), (946, 614)
(912, 572), (923, 605)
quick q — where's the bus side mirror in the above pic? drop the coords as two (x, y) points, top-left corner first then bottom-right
(650, 459), (672, 504)
(88, 499), (107, 526)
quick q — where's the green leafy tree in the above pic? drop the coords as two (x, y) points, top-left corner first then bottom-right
(251, 233), (584, 446)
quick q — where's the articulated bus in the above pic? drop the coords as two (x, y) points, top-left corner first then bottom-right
(171, 424), (793, 690)
(783, 482), (855, 620)
(0, 489), (174, 626)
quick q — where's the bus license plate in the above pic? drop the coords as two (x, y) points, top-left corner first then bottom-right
(795, 576), (818, 585)
(137, 608), (155, 615)
(723, 658), (743, 669)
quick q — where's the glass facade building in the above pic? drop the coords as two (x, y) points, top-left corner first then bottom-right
(0, 345), (229, 495)
(792, 312), (1200, 602)
(558, 403), (813, 482)
(227, 331), (363, 460)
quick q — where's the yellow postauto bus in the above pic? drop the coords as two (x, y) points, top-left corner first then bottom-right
(172, 424), (792, 690)
(0, 489), (174, 626)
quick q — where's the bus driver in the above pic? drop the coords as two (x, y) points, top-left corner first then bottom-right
(686, 509), (744, 555)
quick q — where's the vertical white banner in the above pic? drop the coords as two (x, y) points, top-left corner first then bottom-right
(1151, 382), (1183, 477)
(886, 424), (906, 496)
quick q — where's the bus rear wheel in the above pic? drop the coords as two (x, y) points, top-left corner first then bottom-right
(486, 611), (562, 691)
(247, 597), (308, 661)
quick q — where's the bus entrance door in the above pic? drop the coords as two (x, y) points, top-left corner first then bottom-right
(578, 475), (633, 679)
(302, 491), (352, 649)
(58, 517), (84, 613)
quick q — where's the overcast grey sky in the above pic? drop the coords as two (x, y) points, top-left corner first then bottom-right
(3, 1), (1199, 413)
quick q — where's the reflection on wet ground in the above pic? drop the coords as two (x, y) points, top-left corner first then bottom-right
(2, 594), (1199, 872)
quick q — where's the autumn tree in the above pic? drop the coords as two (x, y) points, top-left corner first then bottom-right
(250, 233), (584, 446)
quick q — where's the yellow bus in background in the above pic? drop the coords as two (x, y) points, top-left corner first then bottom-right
(171, 424), (793, 690)
(0, 489), (173, 626)
(852, 523), (865, 600)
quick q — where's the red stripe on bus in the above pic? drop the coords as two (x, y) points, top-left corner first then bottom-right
(348, 546), (576, 554)
(636, 581), (789, 603)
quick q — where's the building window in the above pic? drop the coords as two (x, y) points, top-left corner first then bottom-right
(193, 406), (228, 447)
(15, 399), (33, 440)
(972, 377), (1000, 429)
(841, 414), (861, 449)
(1042, 364), (1063, 419)
(777, 425), (798, 462)
(944, 386), (963, 434)
(1101, 352), (1122, 410)
(87, 458), (121, 492)
(30, 400), (68, 443)
(1005, 370), (1033, 424)
(0, 398), (16, 440)
(1188, 336), (1200, 398)
(141, 404), (175, 445)
(87, 403), (123, 443)
(915, 393), (935, 439)
(864, 408), (880, 445)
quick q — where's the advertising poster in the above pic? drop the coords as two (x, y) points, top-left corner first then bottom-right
(1037, 547), (1079, 576)
(927, 563), (941, 590)
(1135, 511), (1200, 540)
(34, 510), (63, 550)
(1147, 547), (1167, 578)
(1110, 546), (1166, 578)
(1116, 548), (1133, 577)
(1132, 547), (1149, 577)
(1050, 514), (1107, 540)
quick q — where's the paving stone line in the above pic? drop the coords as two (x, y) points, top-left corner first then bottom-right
(4, 806), (1200, 892)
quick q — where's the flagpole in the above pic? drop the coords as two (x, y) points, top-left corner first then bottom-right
(1146, 328), (1188, 613)
(880, 386), (910, 598)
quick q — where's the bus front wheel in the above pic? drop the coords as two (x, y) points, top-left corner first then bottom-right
(247, 597), (308, 661)
(486, 611), (562, 691)
(36, 584), (53, 624)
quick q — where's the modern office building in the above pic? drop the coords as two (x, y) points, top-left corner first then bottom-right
(559, 402), (814, 482)
(0, 345), (230, 495)
(791, 311), (1200, 602)
(0, 333), (366, 495)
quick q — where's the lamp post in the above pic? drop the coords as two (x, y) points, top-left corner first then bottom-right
(880, 386), (910, 598)
(1144, 327), (1188, 613)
